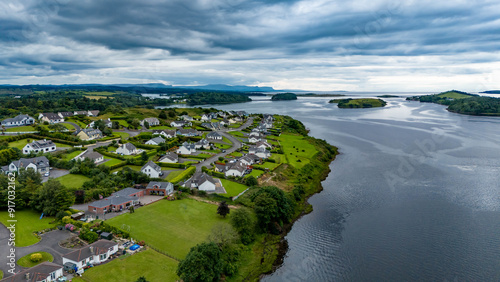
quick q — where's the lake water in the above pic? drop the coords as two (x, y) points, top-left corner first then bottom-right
(156, 94), (500, 281)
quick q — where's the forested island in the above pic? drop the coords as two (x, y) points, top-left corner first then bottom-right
(377, 95), (400, 98)
(186, 92), (251, 105)
(407, 90), (500, 116)
(271, 93), (297, 100)
(329, 98), (387, 108)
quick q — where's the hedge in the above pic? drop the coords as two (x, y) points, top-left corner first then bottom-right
(156, 162), (188, 169)
(131, 142), (159, 150)
(108, 161), (128, 170)
(169, 166), (196, 184)
(95, 148), (127, 161)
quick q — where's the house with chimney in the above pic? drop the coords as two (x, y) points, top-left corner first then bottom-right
(170, 120), (192, 127)
(182, 172), (223, 192)
(23, 140), (56, 154)
(158, 152), (178, 163)
(141, 161), (163, 178)
(225, 160), (247, 177)
(1, 156), (50, 175)
(116, 143), (139, 155)
(207, 131), (223, 140)
(38, 113), (64, 124)
(73, 150), (104, 164)
(1, 114), (35, 127)
(176, 142), (196, 155)
(0, 261), (63, 282)
(141, 117), (160, 127)
(62, 240), (118, 273)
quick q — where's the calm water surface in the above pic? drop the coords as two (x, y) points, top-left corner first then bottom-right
(160, 95), (500, 281)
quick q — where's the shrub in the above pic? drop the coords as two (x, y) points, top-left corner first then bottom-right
(30, 253), (42, 262)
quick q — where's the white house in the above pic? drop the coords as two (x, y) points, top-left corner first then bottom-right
(225, 161), (247, 177)
(146, 136), (166, 146)
(158, 152), (178, 163)
(2, 261), (63, 282)
(88, 119), (112, 128)
(239, 154), (260, 166)
(39, 113), (64, 124)
(3, 156), (50, 174)
(176, 142), (196, 155)
(75, 128), (103, 141)
(152, 129), (176, 138)
(255, 140), (272, 149)
(141, 161), (163, 178)
(62, 240), (118, 273)
(1, 114), (35, 127)
(201, 114), (210, 121)
(170, 121), (192, 127)
(180, 115), (194, 121)
(194, 139), (211, 150)
(88, 110), (100, 117)
(248, 136), (262, 143)
(176, 129), (200, 137)
(141, 117), (160, 127)
(74, 111), (88, 116)
(207, 132), (223, 140)
(249, 147), (271, 159)
(73, 150), (104, 164)
(182, 172), (222, 192)
(23, 140), (56, 154)
(116, 143), (138, 155)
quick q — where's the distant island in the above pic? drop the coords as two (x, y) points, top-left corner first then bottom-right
(271, 93), (297, 100)
(186, 92), (251, 105)
(407, 90), (500, 116)
(297, 93), (346, 97)
(481, 90), (500, 94)
(377, 95), (400, 98)
(329, 98), (387, 108)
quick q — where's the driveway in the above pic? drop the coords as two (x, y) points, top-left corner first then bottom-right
(41, 169), (70, 183)
(0, 227), (73, 278)
(62, 121), (81, 132)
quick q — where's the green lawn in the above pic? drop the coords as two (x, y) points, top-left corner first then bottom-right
(106, 198), (230, 259)
(0, 210), (55, 247)
(277, 134), (318, 169)
(229, 151), (243, 157)
(228, 131), (244, 137)
(246, 170), (264, 178)
(103, 157), (124, 167)
(79, 249), (178, 282)
(56, 174), (91, 189)
(436, 91), (472, 99)
(268, 154), (284, 164)
(17, 251), (53, 268)
(115, 120), (129, 128)
(214, 143), (232, 150)
(0, 270), (3, 279)
(63, 150), (84, 161)
(5, 126), (37, 132)
(111, 165), (143, 173)
(254, 162), (280, 170)
(150, 125), (175, 130)
(8, 138), (72, 150)
(222, 136), (232, 144)
(61, 123), (75, 131)
(66, 118), (88, 128)
(107, 146), (118, 152)
(165, 170), (184, 181)
(114, 132), (130, 140)
(220, 179), (248, 197)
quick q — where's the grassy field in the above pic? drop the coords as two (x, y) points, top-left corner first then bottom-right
(214, 143), (232, 150)
(229, 131), (245, 137)
(220, 179), (248, 197)
(110, 165), (143, 173)
(277, 134), (317, 169)
(165, 170), (184, 181)
(63, 150), (84, 161)
(254, 162), (280, 170)
(103, 157), (124, 167)
(8, 138), (72, 150)
(4, 126), (37, 132)
(106, 199), (230, 259)
(77, 249), (178, 282)
(85, 95), (115, 100)
(56, 174), (91, 189)
(114, 132), (130, 140)
(107, 146), (118, 152)
(268, 154), (284, 164)
(246, 170), (264, 178)
(60, 123), (75, 130)
(436, 91), (473, 99)
(17, 251), (53, 267)
(0, 210), (55, 247)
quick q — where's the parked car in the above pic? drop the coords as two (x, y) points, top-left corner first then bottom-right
(44, 172), (50, 177)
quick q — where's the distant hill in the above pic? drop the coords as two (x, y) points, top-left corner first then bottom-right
(179, 84), (275, 92)
(481, 90), (500, 94)
(406, 90), (477, 104)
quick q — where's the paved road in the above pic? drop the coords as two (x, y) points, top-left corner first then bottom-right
(195, 117), (253, 172)
(62, 121), (81, 132)
(0, 226), (73, 278)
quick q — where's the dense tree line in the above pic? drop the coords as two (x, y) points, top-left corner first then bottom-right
(271, 93), (297, 100)
(447, 96), (500, 115)
(186, 92), (251, 105)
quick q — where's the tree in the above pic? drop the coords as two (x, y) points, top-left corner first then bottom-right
(217, 201), (230, 218)
(136, 277), (149, 282)
(159, 110), (167, 119)
(218, 157), (224, 162)
(129, 206), (135, 213)
(144, 121), (150, 129)
(112, 121), (120, 129)
(230, 208), (256, 245)
(207, 223), (238, 248)
(245, 176), (258, 186)
(18, 168), (43, 186)
(141, 151), (149, 162)
(252, 186), (293, 234)
(48, 123), (66, 132)
(31, 179), (75, 216)
(177, 242), (223, 282)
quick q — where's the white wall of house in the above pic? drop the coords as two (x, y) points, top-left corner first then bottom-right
(198, 181), (216, 191)
(63, 245), (118, 271)
(225, 169), (244, 177)
(23, 143), (57, 154)
(176, 146), (195, 155)
(142, 166), (161, 178)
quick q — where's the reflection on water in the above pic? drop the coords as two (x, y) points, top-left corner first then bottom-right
(158, 96), (500, 281)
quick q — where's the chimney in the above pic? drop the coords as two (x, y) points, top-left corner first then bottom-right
(89, 246), (94, 255)
(25, 273), (30, 280)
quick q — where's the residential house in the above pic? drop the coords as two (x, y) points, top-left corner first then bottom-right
(152, 129), (176, 138)
(217, 111), (227, 118)
(39, 113), (64, 124)
(141, 161), (163, 178)
(88, 119), (112, 128)
(2, 156), (50, 174)
(116, 143), (138, 155)
(74, 111), (88, 116)
(145, 136), (166, 146)
(195, 139), (211, 150)
(180, 115), (194, 121)
(62, 240), (118, 273)
(249, 147), (271, 159)
(230, 116), (243, 123)
(220, 119), (230, 126)
(176, 129), (200, 137)
(239, 154), (260, 166)
(88, 110), (100, 117)
(214, 163), (226, 173)
(206, 132), (223, 140)
(73, 150), (104, 164)
(75, 128), (103, 140)
(58, 111), (74, 119)
(248, 135), (263, 143)
(176, 142), (196, 155)
(158, 152), (178, 163)
(146, 181), (174, 196)
(225, 161), (247, 177)
(1, 114), (35, 127)
(141, 117), (160, 127)
(201, 114), (210, 121)
(255, 140), (272, 149)
(0, 261), (63, 282)
(87, 188), (143, 213)
(170, 120), (192, 127)
(23, 140), (56, 154)
(182, 172), (223, 192)
(236, 111), (248, 116)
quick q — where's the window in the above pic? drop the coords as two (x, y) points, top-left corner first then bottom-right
(50, 272), (56, 279)
(100, 254), (107, 260)
(93, 208), (96, 211)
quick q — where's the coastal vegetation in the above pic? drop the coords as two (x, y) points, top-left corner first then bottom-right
(330, 98), (387, 108)
(377, 95), (400, 98)
(186, 92), (252, 105)
(271, 93), (297, 100)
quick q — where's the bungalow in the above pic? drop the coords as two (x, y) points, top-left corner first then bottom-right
(170, 120), (192, 127)
(255, 140), (272, 149)
(75, 128), (103, 140)
(0, 261), (63, 282)
(74, 111), (88, 116)
(73, 150), (104, 164)
(87, 187), (143, 214)
(239, 154), (260, 166)
(1, 114), (35, 127)
(146, 181), (174, 196)
(248, 136), (262, 143)
(214, 163), (226, 173)
(207, 131), (223, 140)
(201, 114), (210, 121)
(195, 139), (211, 150)
(145, 136), (166, 146)
(230, 116), (243, 123)
(141, 161), (163, 178)
(39, 113), (64, 124)
(158, 152), (178, 163)
(141, 117), (160, 127)
(2, 156), (50, 174)
(23, 140), (56, 154)
(116, 143), (138, 155)
(225, 161), (247, 177)
(261, 121), (273, 129)
(218, 111), (227, 118)
(182, 172), (223, 192)
(58, 111), (74, 119)
(249, 146), (271, 159)
(62, 240), (118, 273)
(220, 119), (230, 125)
(236, 111), (248, 116)
(176, 142), (196, 155)
(88, 110), (100, 117)
(88, 119), (112, 128)
(152, 129), (176, 138)
(180, 115), (194, 121)
(176, 129), (200, 137)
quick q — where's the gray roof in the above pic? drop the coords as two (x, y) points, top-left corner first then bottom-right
(74, 111), (87, 115)
(1, 114), (34, 124)
(207, 132), (222, 138)
(177, 129), (199, 136)
(148, 136), (165, 144)
(181, 142), (196, 150)
(62, 240), (117, 262)
(79, 128), (103, 138)
(226, 161), (247, 173)
(141, 161), (161, 172)
(113, 187), (142, 197)
(0, 261), (62, 282)
(159, 152), (178, 162)
(11, 156), (50, 169)
(183, 172), (218, 187)
(58, 111), (74, 117)
(146, 181), (173, 190)
(122, 143), (137, 151)
(80, 150), (103, 161)
(40, 113), (62, 120)
(28, 140), (55, 150)
(89, 110), (100, 116)
(249, 147), (270, 154)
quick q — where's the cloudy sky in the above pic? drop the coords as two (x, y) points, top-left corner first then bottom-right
(0, 0), (499, 91)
